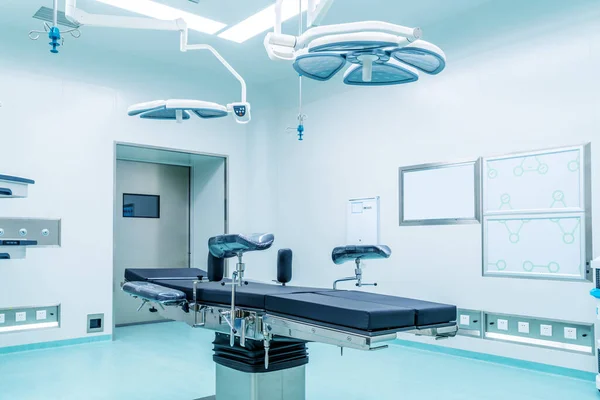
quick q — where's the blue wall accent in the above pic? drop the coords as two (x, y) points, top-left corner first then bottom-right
(393, 340), (596, 381)
(0, 335), (112, 355)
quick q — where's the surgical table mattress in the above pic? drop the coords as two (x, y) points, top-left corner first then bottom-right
(125, 268), (207, 282)
(125, 268), (456, 332)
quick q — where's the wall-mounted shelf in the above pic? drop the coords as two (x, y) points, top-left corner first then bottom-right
(0, 174), (35, 199)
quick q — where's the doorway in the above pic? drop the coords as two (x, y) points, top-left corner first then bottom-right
(113, 143), (227, 327)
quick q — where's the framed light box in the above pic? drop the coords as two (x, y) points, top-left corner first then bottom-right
(482, 144), (592, 281)
(399, 159), (482, 226)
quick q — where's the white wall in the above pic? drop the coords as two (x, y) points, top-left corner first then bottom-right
(264, 8), (600, 371)
(191, 157), (226, 270)
(0, 39), (252, 347)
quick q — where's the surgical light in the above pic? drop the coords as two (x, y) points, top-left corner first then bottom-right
(218, 0), (319, 44)
(264, 0), (446, 87)
(95, 0), (227, 34)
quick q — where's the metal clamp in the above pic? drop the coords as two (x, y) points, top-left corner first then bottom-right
(263, 323), (272, 370)
(333, 258), (377, 289)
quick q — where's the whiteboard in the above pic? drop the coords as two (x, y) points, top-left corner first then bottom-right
(484, 214), (586, 280)
(400, 160), (480, 225)
(484, 148), (584, 213)
(347, 197), (379, 245)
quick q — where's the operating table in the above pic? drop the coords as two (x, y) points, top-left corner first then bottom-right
(122, 233), (457, 400)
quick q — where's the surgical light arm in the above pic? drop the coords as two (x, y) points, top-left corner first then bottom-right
(63, 0), (250, 123)
(307, 0), (335, 28)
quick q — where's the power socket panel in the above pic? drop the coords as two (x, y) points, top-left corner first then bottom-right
(540, 324), (553, 337)
(15, 312), (27, 322)
(36, 310), (47, 321)
(497, 319), (509, 331)
(564, 327), (577, 340)
(518, 322), (530, 334)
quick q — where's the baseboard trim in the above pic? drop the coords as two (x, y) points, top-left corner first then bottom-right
(393, 339), (595, 381)
(0, 334), (112, 355)
(115, 319), (172, 328)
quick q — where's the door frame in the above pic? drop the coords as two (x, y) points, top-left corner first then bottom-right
(112, 141), (229, 334)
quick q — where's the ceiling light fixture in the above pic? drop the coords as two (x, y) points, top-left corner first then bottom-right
(219, 0), (318, 44)
(96, 0), (226, 34)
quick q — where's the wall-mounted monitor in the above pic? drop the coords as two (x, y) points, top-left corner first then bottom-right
(123, 194), (160, 219)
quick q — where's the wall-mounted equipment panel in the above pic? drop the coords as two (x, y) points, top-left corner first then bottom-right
(0, 218), (61, 247)
(0, 218), (61, 260)
(399, 159), (481, 226)
(0, 304), (60, 334)
(457, 309), (483, 338)
(0, 174), (35, 199)
(484, 312), (594, 354)
(347, 197), (380, 245)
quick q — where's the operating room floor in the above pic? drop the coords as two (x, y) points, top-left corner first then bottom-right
(0, 321), (596, 400)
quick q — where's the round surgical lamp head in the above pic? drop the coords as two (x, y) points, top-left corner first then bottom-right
(127, 99), (245, 123)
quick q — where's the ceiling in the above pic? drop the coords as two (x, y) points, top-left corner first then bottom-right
(1, 0), (596, 90)
(1, 0), (494, 83)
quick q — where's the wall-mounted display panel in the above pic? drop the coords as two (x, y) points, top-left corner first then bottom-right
(482, 144), (591, 281)
(347, 197), (380, 245)
(484, 214), (587, 280)
(484, 146), (587, 215)
(399, 159), (481, 226)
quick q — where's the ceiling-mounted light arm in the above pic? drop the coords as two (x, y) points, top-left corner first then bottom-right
(307, 0), (335, 28)
(178, 26), (246, 104)
(275, 0), (284, 35)
(182, 47), (247, 104)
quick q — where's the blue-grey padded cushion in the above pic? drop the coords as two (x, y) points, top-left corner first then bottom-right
(265, 292), (416, 331)
(125, 268), (206, 282)
(152, 280), (326, 309)
(319, 291), (456, 326)
(122, 281), (186, 305)
(331, 245), (391, 264)
(209, 233), (275, 259)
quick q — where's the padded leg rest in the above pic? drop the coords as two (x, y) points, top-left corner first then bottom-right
(319, 291), (456, 326)
(125, 268), (206, 282)
(122, 281), (187, 305)
(265, 292), (416, 331)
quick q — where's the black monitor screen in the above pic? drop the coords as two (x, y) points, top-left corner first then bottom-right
(123, 194), (160, 218)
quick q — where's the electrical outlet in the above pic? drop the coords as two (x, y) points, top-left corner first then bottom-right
(15, 312), (26, 322)
(564, 327), (577, 340)
(460, 315), (470, 326)
(36, 310), (47, 321)
(0, 314), (4, 324)
(540, 324), (553, 337)
(518, 322), (530, 334)
(497, 319), (509, 331)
